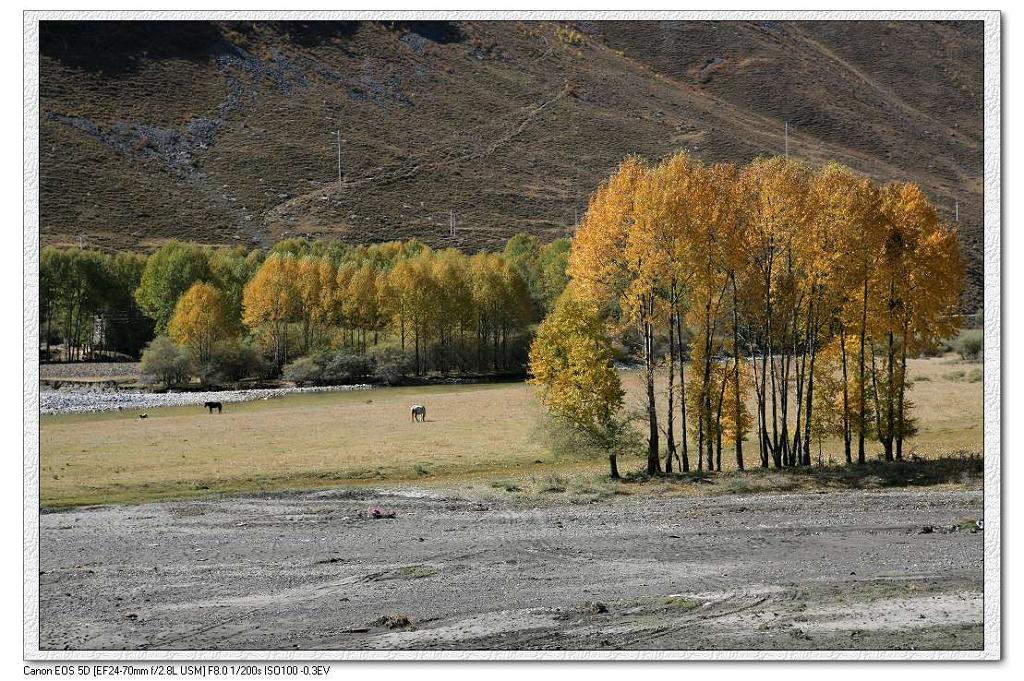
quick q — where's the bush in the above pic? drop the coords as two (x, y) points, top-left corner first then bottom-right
(555, 25), (588, 46)
(140, 336), (191, 386)
(322, 349), (374, 382)
(283, 348), (375, 386)
(198, 340), (273, 385)
(371, 347), (414, 385)
(956, 330), (983, 361)
(282, 356), (323, 386)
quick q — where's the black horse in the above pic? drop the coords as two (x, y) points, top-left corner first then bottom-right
(204, 401), (223, 414)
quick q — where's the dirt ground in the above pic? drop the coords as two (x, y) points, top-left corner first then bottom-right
(38, 487), (984, 651)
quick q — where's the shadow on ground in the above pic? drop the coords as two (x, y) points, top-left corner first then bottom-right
(622, 454), (983, 495)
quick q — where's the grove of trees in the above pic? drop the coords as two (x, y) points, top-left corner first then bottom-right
(41, 236), (558, 386)
(39, 152), (966, 476)
(39, 248), (151, 361)
(530, 153), (965, 476)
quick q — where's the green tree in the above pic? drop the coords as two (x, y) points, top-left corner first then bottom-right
(134, 241), (213, 332)
(208, 247), (264, 333)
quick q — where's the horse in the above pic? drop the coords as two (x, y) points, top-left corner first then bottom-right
(410, 404), (426, 422)
(138, 413), (148, 419)
(204, 401), (223, 414)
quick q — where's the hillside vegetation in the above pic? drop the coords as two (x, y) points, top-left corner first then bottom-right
(39, 20), (984, 309)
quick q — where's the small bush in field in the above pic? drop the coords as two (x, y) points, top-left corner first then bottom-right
(370, 347), (414, 385)
(140, 336), (191, 387)
(283, 348), (375, 386)
(199, 339), (272, 385)
(956, 330), (983, 361)
(282, 356), (321, 386)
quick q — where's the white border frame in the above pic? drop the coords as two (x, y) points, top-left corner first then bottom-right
(22, 9), (1001, 661)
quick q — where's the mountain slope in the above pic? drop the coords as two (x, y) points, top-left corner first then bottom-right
(38, 20), (985, 309)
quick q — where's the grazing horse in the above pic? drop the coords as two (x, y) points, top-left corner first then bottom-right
(204, 401), (223, 414)
(138, 413), (148, 419)
(410, 404), (426, 422)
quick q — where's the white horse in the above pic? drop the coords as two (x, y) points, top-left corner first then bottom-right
(410, 404), (427, 422)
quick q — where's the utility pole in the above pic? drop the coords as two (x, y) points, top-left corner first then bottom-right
(330, 130), (342, 182)
(955, 200), (960, 223)
(785, 121), (789, 158)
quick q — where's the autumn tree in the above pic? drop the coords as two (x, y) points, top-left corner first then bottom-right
(168, 282), (234, 363)
(869, 182), (964, 460)
(242, 254), (301, 368)
(807, 163), (885, 464)
(529, 294), (628, 478)
(734, 157), (815, 468)
(294, 256), (337, 352)
(570, 157), (665, 474)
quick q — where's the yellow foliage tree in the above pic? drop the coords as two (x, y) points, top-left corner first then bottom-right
(529, 294), (627, 478)
(242, 254), (301, 367)
(167, 282), (233, 364)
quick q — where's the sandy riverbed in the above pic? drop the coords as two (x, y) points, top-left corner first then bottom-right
(38, 487), (984, 651)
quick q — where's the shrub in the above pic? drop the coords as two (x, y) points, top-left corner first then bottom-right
(555, 25), (587, 46)
(140, 336), (191, 386)
(283, 348), (375, 386)
(282, 356), (324, 386)
(372, 347), (414, 385)
(199, 339), (272, 385)
(322, 349), (374, 383)
(956, 330), (983, 361)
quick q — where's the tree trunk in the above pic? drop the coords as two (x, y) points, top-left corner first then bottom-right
(415, 328), (421, 375)
(802, 308), (818, 467)
(840, 326), (852, 464)
(896, 321), (908, 460)
(665, 308), (677, 473)
(645, 315), (661, 476)
(696, 411), (704, 472)
(609, 454), (620, 480)
(675, 307), (690, 472)
(715, 370), (727, 472)
(870, 351), (891, 461)
(885, 328), (896, 462)
(768, 338), (782, 468)
(751, 340), (769, 468)
(857, 278), (869, 464)
(731, 273), (744, 470)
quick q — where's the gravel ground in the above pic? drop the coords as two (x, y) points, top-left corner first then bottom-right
(40, 384), (373, 415)
(38, 487), (984, 651)
(39, 362), (141, 380)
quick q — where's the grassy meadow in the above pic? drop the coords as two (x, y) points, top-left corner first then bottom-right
(39, 355), (983, 508)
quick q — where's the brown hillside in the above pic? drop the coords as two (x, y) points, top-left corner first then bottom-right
(38, 20), (984, 310)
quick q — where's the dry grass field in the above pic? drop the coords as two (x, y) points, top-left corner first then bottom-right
(39, 355), (982, 508)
